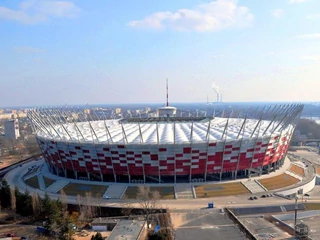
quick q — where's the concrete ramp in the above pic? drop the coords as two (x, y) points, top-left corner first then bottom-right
(232, 204), (305, 216)
(103, 184), (127, 199)
(242, 179), (266, 193)
(37, 173), (46, 190)
(175, 184), (194, 199)
(45, 179), (70, 193)
(285, 170), (303, 181)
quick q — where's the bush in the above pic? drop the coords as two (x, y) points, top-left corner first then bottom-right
(148, 232), (167, 240)
(91, 232), (103, 240)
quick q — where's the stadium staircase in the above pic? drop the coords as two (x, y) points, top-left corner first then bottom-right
(285, 170), (303, 181)
(37, 173), (46, 190)
(174, 184), (194, 199)
(102, 184), (127, 199)
(241, 179), (267, 194)
(45, 179), (70, 193)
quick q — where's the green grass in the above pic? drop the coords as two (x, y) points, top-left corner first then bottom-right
(25, 176), (39, 189)
(62, 183), (108, 198)
(123, 186), (175, 200)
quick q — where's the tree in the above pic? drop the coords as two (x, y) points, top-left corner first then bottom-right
(91, 232), (103, 240)
(57, 212), (75, 240)
(15, 189), (33, 216)
(137, 186), (160, 226)
(42, 193), (61, 233)
(0, 179), (11, 209)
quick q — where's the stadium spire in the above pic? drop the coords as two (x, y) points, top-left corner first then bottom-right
(166, 78), (169, 107)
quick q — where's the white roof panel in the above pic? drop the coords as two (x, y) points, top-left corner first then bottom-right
(36, 118), (293, 144)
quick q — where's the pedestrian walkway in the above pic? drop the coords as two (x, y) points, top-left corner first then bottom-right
(175, 184), (194, 199)
(37, 173), (46, 190)
(241, 179), (266, 194)
(45, 179), (70, 193)
(285, 170), (303, 181)
(103, 184), (127, 199)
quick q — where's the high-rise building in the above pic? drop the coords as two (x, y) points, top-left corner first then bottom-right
(5, 119), (20, 140)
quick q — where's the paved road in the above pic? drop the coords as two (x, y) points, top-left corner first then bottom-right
(4, 155), (320, 211)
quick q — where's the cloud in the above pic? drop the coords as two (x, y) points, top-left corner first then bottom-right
(271, 9), (284, 18)
(0, 0), (80, 24)
(14, 46), (45, 54)
(301, 55), (320, 62)
(212, 54), (227, 59)
(296, 33), (320, 39)
(306, 14), (320, 20)
(128, 0), (254, 32)
(288, 0), (308, 3)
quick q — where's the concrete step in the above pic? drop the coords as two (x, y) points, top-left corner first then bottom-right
(45, 179), (70, 193)
(175, 184), (194, 199)
(103, 184), (127, 199)
(242, 179), (266, 194)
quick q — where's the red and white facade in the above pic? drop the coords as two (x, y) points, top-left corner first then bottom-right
(29, 104), (303, 183)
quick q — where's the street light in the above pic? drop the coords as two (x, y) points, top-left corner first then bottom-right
(294, 195), (298, 236)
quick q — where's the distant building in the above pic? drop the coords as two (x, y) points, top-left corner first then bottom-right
(157, 106), (177, 117)
(5, 119), (20, 140)
(91, 219), (146, 240)
(116, 108), (122, 114)
(84, 109), (91, 114)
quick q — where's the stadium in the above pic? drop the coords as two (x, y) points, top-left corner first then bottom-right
(28, 104), (303, 184)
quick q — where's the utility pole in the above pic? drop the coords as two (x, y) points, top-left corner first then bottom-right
(294, 196), (298, 236)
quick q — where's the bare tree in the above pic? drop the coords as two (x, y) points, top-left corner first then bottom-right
(78, 192), (95, 223)
(59, 189), (68, 212)
(31, 192), (41, 219)
(76, 194), (82, 210)
(121, 194), (133, 218)
(10, 188), (16, 213)
(137, 186), (160, 227)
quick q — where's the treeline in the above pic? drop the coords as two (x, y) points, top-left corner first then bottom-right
(296, 119), (320, 139)
(0, 179), (98, 240)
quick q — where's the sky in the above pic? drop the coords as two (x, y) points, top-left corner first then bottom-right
(0, 0), (320, 107)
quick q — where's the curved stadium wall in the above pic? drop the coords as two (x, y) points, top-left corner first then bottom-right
(28, 104), (303, 183)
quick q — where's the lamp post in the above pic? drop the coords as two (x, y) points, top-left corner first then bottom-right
(294, 196), (298, 236)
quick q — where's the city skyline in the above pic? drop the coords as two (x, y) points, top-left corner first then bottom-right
(1, 0), (320, 107)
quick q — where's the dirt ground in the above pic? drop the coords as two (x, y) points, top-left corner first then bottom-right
(0, 210), (110, 240)
(0, 224), (110, 240)
(0, 156), (22, 169)
(170, 212), (188, 228)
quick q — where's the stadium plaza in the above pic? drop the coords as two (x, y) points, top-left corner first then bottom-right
(5, 154), (314, 209)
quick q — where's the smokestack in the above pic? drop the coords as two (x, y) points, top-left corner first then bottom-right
(166, 78), (169, 107)
(212, 83), (220, 103)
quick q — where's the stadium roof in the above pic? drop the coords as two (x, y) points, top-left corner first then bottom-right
(35, 117), (292, 144)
